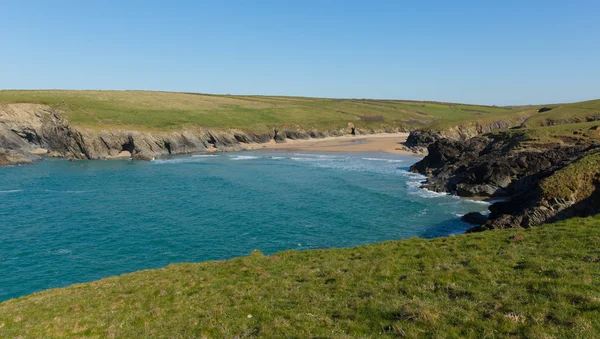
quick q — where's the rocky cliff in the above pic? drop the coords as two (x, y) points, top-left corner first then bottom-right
(0, 103), (405, 166)
(403, 117), (528, 153)
(410, 130), (600, 230)
(471, 149), (600, 231)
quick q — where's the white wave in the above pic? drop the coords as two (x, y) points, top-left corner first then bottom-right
(269, 156), (285, 160)
(410, 187), (449, 199)
(487, 199), (506, 204)
(289, 157), (331, 162)
(152, 156), (217, 164)
(404, 177), (449, 199)
(230, 155), (260, 160)
(287, 155), (411, 177)
(152, 158), (187, 164)
(362, 157), (404, 163)
(292, 153), (346, 159)
(0, 189), (23, 193)
(56, 249), (72, 255)
(463, 199), (492, 205)
(397, 169), (426, 180)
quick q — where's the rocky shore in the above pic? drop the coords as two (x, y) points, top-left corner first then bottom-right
(0, 103), (406, 166)
(408, 128), (600, 231)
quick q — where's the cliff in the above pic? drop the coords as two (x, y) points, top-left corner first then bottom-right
(0, 103), (405, 165)
(472, 149), (600, 231)
(402, 117), (528, 153)
(410, 127), (600, 230)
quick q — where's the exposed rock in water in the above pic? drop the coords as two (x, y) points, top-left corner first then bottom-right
(468, 149), (600, 232)
(461, 212), (488, 225)
(0, 148), (38, 166)
(410, 130), (600, 231)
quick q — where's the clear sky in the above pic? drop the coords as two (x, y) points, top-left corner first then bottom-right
(1, 0), (598, 105)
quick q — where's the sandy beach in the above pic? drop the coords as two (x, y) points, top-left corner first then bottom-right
(243, 132), (413, 154)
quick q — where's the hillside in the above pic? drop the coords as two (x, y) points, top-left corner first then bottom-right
(1, 215), (599, 337)
(0, 91), (598, 164)
(0, 90), (532, 132)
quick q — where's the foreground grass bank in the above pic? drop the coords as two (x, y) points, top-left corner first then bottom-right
(1, 215), (599, 338)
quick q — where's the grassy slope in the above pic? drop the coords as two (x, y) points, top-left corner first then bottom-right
(1, 90), (597, 133)
(522, 99), (600, 128)
(541, 149), (600, 200)
(1, 215), (600, 338)
(0, 90), (528, 132)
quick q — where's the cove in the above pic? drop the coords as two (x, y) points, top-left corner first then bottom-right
(0, 151), (489, 301)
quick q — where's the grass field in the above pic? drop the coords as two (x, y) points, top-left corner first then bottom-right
(540, 149), (600, 201)
(0, 90), (537, 132)
(521, 99), (600, 128)
(1, 90), (597, 133)
(1, 215), (599, 338)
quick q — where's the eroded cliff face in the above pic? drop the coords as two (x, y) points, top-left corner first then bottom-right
(403, 118), (528, 153)
(410, 132), (600, 230)
(0, 103), (406, 165)
(471, 149), (600, 231)
(0, 103), (87, 163)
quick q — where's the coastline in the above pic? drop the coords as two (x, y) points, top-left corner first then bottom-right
(241, 132), (415, 155)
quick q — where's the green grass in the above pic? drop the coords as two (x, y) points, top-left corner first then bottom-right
(2, 215), (600, 338)
(0, 90), (534, 132)
(1, 90), (598, 134)
(540, 149), (600, 200)
(522, 99), (600, 128)
(486, 121), (600, 150)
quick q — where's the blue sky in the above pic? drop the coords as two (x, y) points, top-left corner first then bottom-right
(1, 0), (598, 105)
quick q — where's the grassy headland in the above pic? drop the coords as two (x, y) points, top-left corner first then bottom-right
(0, 90), (551, 132)
(1, 215), (599, 337)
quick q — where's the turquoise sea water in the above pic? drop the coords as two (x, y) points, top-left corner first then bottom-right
(0, 151), (490, 301)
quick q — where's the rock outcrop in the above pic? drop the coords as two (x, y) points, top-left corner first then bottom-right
(410, 130), (600, 230)
(0, 103), (405, 165)
(469, 149), (600, 231)
(402, 117), (527, 153)
(460, 212), (488, 226)
(0, 148), (38, 166)
(0, 103), (87, 163)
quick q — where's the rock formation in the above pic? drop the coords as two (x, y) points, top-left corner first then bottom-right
(410, 130), (600, 230)
(0, 103), (402, 166)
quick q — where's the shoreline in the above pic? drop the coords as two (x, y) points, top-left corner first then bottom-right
(241, 132), (415, 155)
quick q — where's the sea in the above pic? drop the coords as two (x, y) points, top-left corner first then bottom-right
(0, 151), (490, 301)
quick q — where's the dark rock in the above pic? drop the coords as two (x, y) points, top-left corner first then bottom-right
(410, 133), (593, 200)
(405, 130), (441, 148)
(461, 212), (488, 225)
(411, 127), (599, 231)
(538, 107), (553, 113)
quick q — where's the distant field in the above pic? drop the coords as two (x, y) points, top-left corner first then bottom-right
(0, 90), (597, 133)
(1, 215), (599, 337)
(521, 99), (600, 128)
(0, 90), (530, 132)
(490, 100), (600, 146)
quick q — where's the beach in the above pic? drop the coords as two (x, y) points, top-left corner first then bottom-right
(243, 132), (413, 154)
